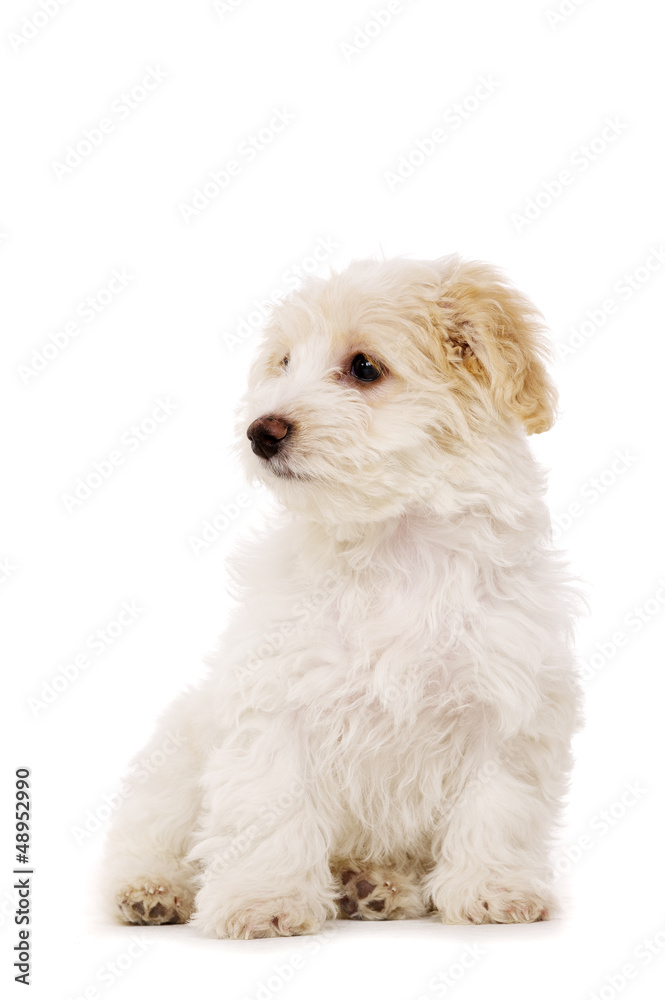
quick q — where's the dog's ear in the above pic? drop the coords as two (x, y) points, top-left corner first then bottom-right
(436, 258), (557, 434)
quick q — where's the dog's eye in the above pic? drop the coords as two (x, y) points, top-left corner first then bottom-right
(351, 354), (382, 382)
(281, 355), (289, 368)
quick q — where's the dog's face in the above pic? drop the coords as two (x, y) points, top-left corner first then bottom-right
(240, 256), (556, 524)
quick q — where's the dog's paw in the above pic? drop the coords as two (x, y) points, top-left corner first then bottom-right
(434, 880), (554, 925)
(335, 866), (426, 921)
(116, 879), (194, 925)
(194, 895), (327, 939)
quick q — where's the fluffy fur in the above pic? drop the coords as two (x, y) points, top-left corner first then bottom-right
(101, 255), (582, 937)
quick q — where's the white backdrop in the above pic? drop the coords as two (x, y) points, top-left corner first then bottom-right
(2, 1), (664, 998)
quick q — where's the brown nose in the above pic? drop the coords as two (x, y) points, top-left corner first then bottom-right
(247, 416), (291, 459)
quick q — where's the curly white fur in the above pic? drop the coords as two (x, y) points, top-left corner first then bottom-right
(100, 255), (582, 937)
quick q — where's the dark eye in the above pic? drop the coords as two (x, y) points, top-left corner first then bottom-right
(281, 355), (289, 368)
(351, 354), (382, 382)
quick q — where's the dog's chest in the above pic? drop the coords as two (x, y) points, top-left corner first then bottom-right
(319, 695), (470, 849)
(316, 541), (474, 684)
(234, 520), (480, 707)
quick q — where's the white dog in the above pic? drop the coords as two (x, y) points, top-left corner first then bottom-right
(101, 255), (581, 937)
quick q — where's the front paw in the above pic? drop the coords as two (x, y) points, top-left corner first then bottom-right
(193, 893), (329, 939)
(433, 877), (555, 924)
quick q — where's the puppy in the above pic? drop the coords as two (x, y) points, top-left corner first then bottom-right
(101, 255), (581, 937)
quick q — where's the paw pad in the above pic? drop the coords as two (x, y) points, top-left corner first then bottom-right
(336, 870), (399, 921)
(116, 879), (192, 925)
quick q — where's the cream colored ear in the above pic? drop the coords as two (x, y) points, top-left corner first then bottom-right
(437, 257), (557, 434)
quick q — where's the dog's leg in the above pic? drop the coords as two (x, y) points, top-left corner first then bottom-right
(189, 723), (335, 939)
(100, 691), (205, 925)
(424, 740), (567, 924)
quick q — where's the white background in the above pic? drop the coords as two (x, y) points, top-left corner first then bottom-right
(2, 0), (664, 998)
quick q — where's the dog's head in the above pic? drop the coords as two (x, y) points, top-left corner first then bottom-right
(240, 256), (556, 523)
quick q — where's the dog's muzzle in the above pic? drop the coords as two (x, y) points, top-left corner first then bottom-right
(247, 416), (291, 460)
